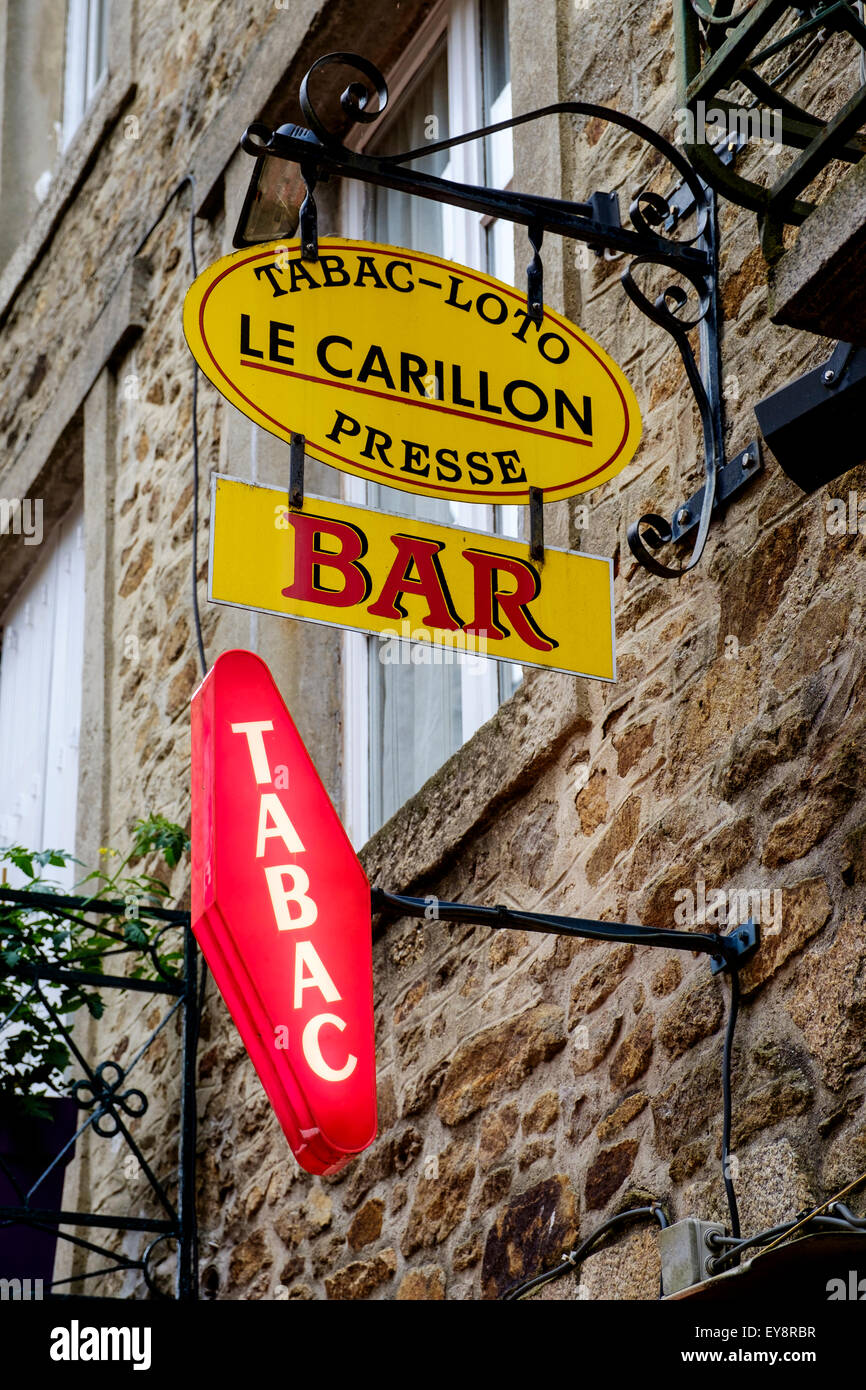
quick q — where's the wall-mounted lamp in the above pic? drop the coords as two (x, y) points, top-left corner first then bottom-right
(234, 123), (317, 247)
(755, 343), (866, 493)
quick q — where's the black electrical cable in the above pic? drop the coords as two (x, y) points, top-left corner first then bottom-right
(805, 1215), (866, 1233)
(189, 947), (208, 1294)
(830, 1201), (866, 1229)
(134, 179), (210, 1298)
(709, 1176), (866, 1276)
(189, 362), (207, 678)
(133, 175), (207, 679)
(708, 1218), (801, 1274)
(501, 963), (742, 1300)
(500, 1203), (669, 1301)
(721, 967), (741, 1240)
(708, 1212), (866, 1276)
(501, 952), (861, 1300)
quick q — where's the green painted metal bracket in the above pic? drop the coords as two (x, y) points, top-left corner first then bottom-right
(674, 0), (866, 259)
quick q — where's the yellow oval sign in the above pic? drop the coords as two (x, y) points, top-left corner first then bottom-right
(183, 237), (642, 504)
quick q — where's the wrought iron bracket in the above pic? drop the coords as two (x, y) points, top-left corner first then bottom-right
(671, 441), (763, 542)
(632, 441), (763, 573)
(236, 52), (760, 579)
(529, 486), (545, 563)
(817, 338), (858, 388)
(0, 886), (200, 1300)
(370, 887), (761, 976)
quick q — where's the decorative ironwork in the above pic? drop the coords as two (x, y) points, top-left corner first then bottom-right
(237, 52), (764, 580)
(71, 1061), (148, 1138)
(0, 887), (199, 1300)
(675, 1), (866, 258)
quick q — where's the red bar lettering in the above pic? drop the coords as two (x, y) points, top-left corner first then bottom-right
(368, 534), (463, 630)
(462, 548), (558, 652)
(282, 512), (372, 607)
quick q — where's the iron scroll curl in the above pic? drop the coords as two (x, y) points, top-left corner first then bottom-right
(280, 52), (713, 253)
(299, 51), (389, 143)
(72, 1059), (149, 1138)
(240, 121), (276, 159)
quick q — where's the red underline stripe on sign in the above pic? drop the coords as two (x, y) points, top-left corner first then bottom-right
(238, 359), (593, 448)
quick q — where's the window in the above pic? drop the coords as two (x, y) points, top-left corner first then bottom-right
(342, 0), (521, 844)
(62, 0), (109, 149)
(0, 1), (110, 269)
(0, 509), (86, 889)
(0, 2), (65, 266)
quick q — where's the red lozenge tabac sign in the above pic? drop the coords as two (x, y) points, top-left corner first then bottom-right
(191, 649), (377, 1173)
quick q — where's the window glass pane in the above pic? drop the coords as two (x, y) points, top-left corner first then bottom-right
(485, 213), (514, 286)
(367, 48), (477, 827)
(63, 0), (89, 146)
(370, 47), (450, 258)
(482, 0), (510, 116)
(0, 509), (85, 889)
(482, 0), (511, 189)
(87, 0), (109, 99)
(481, 0), (521, 702)
(369, 629), (464, 832)
(365, 483), (490, 826)
(0, 1), (66, 263)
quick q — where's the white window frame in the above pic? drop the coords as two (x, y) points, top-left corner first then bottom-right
(341, 0), (515, 847)
(0, 507), (86, 889)
(62, 0), (109, 150)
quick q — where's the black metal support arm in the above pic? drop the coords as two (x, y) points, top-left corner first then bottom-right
(370, 887), (759, 975)
(241, 115), (712, 277)
(235, 51), (764, 580)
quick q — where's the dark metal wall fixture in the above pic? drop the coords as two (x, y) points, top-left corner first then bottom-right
(235, 52), (764, 581)
(755, 341), (866, 490)
(675, 1), (866, 261)
(370, 888), (759, 973)
(0, 887), (200, 1300)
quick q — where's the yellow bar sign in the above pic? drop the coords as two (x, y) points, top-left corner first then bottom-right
(209, 476), (616, 682)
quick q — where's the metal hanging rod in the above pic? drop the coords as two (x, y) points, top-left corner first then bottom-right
(370, 887), (760, 975)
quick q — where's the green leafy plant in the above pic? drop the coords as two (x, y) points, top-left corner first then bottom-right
(0, 815), (190, 1118)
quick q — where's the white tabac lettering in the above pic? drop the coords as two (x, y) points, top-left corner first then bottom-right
(264, 863), (318, 930)
(255, 792), (305, 856)
(230, 719), (275, 782)
(293, 939), (341, 1009)
(302, 1013), (357, 1082)
(231, 700), (359, 1087)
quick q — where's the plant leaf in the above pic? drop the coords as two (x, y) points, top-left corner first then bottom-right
(123, 920), (148, 947)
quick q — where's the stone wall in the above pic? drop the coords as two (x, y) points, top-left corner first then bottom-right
(1, 0), (864, 1300)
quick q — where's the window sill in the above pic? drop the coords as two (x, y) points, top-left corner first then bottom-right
(360, 666), (592, 904)
(0, 70), (136, 332)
